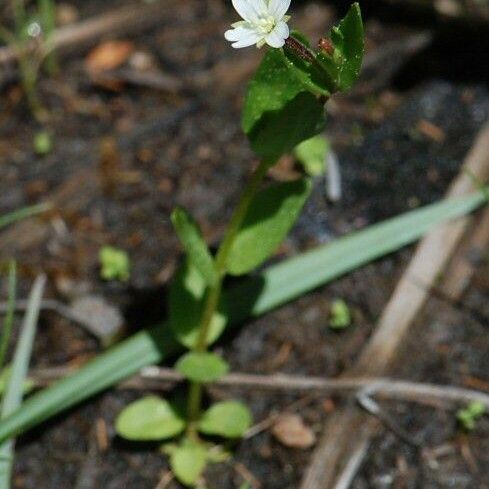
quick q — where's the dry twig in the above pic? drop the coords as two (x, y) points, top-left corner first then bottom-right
(30, 366), (489, 410)
(0, 1), (170, 66)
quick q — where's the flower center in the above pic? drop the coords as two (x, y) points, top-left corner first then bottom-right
(254, 14), (276, 34)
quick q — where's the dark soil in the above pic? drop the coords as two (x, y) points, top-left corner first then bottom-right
(0, 0), (488, 488)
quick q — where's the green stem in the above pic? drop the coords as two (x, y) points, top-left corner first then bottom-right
(0, 261), (17, 370)
(39, 0), (58, 75)
(186, 158), (271, 431)
(13, 0), (26, 34)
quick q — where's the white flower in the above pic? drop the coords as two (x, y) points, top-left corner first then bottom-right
(225, 0), (291, 49)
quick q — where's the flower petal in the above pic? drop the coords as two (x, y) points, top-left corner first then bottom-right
(232, 0), (267, 22)
(232, 31), (263, 48)
(273, 20), (289, 40)
(225, 25), (257, 42)
(265, 27), (286, 48)
(268, 0), (291, 20)
(265, 23), (288, 48)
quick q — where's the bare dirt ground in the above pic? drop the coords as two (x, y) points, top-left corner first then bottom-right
(0, 1), (488, 487)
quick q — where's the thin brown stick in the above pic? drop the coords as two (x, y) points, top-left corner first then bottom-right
(30, 366), (489, 410)
(300, 123), (489, 489)
(154, 472), (173, 489)
(0, 0), (170, 66)
(440, 206), (489, 299)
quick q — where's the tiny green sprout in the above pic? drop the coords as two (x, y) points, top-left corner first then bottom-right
(99, 246), (131, 282)
(329, 299), (352, 330)
(456, 401), (486, 431)
(34, 131), (53, 156)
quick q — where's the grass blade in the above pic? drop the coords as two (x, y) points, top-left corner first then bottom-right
(0, 262), (17, 371)
(0, 203), (51, 231)
(0, 275), (46, 486)
(230, 189), (487, 318)
(0, 190), (486, 443)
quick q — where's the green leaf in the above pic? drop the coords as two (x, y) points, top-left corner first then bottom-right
(329, 299), (351, 330)
(206, 445), (231, 463)
(227, 178), (312, 275)
(317, 3), (364, 92)
(247, 92), (326, 162)
(198, 401), (252, 438)
(115, 396), (185, 441)
(456, 401), (486, 431)
(169, 261), (226, 348)
(336, 3), (364, 90)
(99, 246), (130, 282)
(171, 208), (217, 286)
(170, 439), (207, 487)
(0, 189), (487, 444)
(242, 49), (311, 135)
(290, 30), (311, 48)
(0, 275), (45, 487)
(242, 48), (327, 162)
(0, 203), (51, 231)
(294, 135), (330, 176)
(175, 352), (229, 383)
(282, 44), (332, 97)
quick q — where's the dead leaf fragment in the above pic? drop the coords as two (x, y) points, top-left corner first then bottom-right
(416, 119), (446, 143)
(85, 40), (134, 74)
(272, 414), (316, 449)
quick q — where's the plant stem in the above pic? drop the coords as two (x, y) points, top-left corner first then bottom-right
(0, 262), (17, 370)
(39, 0), (59, 75)
(13, 0), (26, 33)
(187, 158), (271, 432)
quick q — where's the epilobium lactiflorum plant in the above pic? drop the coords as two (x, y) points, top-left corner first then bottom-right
(116, 1), (364, 486)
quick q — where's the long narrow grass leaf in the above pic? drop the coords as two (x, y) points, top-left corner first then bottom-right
(0, 275), (46, 486)
(0, 190), (486, 443)
(0, 203), (51, 231)
(229, 189), (487, 318)
(0, 262), (17, 370)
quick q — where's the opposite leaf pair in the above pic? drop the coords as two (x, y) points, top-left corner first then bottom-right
(116, 395), (251, 486)
(169, 177), (312, 349)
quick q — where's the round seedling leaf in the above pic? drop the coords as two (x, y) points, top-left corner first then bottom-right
(175, 352), (229, 383)
(170, 439), (208, 486)
(115, 396), (185, 441)
(198, 401), (252, 439)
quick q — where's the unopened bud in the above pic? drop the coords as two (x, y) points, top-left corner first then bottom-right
(318, 38), (334, 56)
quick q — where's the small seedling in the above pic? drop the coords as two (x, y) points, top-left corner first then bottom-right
(99, 246), (131, 282)
(456, 401), (486, 431)
(0, 0), (59, 119)
(115, 2), (365, 486)
(33, 131), (53, 156)
(329, 299), (352, 330)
